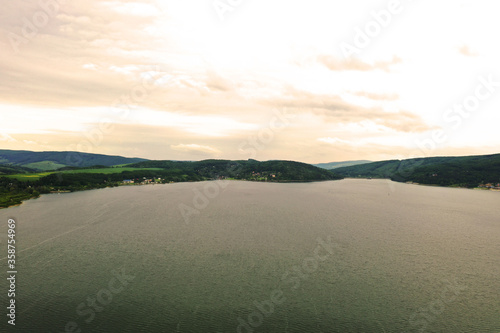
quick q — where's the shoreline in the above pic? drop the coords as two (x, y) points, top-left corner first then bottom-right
(0, 178), (339, 209)
(2, 177), (497, 210)
(343, 177), (500, 191)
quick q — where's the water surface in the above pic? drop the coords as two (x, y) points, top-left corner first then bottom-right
(0, 179), (499, 332)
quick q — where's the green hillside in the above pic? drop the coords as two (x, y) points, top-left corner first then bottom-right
(6, 167), (165, 181)
(0, 164), (35, 175)
(0, 149), (148, 170)
(23, 161), (67, 171)
(313, 160), (372, 170)
(335, 153), (500, 188)
(129, 159), (342, 182)
(0, 157), (342, 208)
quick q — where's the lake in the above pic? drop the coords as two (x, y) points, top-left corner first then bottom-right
(0, 179), (499, 332)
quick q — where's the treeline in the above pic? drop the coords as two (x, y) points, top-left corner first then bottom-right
(0, 159), (342, 208)
(0, 164), (36, 175)
(0, 177), (47, 207)
(334, 153), (500, 188)
(56, 165), (111, 171)
(37, 169), (204, 188)
(0, 169), (204, 208)
(129, 159), (342, 181)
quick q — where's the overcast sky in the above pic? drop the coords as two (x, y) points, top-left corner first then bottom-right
(1, 0), (499, 163)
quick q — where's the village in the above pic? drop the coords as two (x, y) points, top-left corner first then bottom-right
(477, 183), (500, 190)
(121, 171), (280, 185)
(122, 177), (164, 185)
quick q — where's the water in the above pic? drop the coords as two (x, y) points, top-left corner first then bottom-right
(0, 179), (499, 332)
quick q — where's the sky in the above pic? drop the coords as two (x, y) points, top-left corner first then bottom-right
(1, 0), (500, 163)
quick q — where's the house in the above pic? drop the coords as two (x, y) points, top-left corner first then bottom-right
(123, 179), (134, 184)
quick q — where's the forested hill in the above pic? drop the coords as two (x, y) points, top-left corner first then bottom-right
(334, 153), (500, 188)
(313, 160), (371, 170)
(0, 149), (147, 171)
(128, 159), (342, 182)
(1, 158), (342, 208)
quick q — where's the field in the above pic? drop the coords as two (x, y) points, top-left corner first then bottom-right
(23, 161), (67, 171)
(5, 167), (164, 181)
(5, 172), (54, 181)
(60, 167), (163, 174)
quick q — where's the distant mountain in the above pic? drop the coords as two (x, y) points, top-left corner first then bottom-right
(0, 149), (148, 171)
(313, 160), (371, 170)
(334, 153), (500, 188)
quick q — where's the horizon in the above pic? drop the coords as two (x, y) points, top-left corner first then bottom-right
(2, 147), (499, 166)
(2, 0), (500, 163)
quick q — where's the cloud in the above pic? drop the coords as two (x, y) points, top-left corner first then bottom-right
(0, 134), (17, 142)
(83, 63), (98, 70)
(317, 55), (402, 72)
(265, 88), (431, 133)
(458, 45), (478, 57)
(101, 1), (161, 17)
(317, 137), (352, 145)
(350, 91), (399, 101)
(170, 144), (221, 156)
(1, 0), (497, 163)
(205, 71), (234, 92)
(0, 0), (168, 108)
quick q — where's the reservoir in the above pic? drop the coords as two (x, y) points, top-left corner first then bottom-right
(0, 179), (499, 332)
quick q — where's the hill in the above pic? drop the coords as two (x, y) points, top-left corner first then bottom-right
(0, 164), (36, 175)
(313, 160), (371, 170)
(129, 159), (342, 182)
(0, 157), (342, 208)
(0, 149), (148, 171)
(334, 153), (500, 188)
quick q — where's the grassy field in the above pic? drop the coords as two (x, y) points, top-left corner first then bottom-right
(60, 167), (163, 174)
(23, 161), (67, 171)
(5, 167), (164, 181)
(5, 172), (54, 181)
